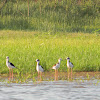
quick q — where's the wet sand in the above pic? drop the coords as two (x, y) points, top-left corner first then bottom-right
(0, 71), (100, 81)
(42, 71), (100, 80)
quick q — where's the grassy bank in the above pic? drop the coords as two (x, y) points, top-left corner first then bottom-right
(0, 0), (100, 33)
(0, 30), (100, 75)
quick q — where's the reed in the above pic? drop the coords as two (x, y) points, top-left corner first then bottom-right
(0, 0), (100, 33)
(0, 30), (100, 76)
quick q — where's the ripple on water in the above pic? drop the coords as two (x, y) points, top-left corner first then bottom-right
(0, 80), (100, 100)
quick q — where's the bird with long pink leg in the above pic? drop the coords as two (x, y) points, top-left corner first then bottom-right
(52, 58), (62, 81)
(36, 59), (44, 81)
(65, 57), (74, 80)
(6, 56), (17, 80)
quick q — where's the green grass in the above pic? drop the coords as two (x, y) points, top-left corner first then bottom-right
(0, 30), (100, 75)
(0, 0), (100, 32)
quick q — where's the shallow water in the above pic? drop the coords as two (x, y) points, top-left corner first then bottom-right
(0, 80), (100, 100)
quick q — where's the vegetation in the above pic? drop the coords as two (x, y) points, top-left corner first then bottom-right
(0, 0), (100, 33)
(0, 30), (100, 75)
(0, 0), (100, 81)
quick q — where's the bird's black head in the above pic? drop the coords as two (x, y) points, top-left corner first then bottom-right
(6, 56), (9, 59)
(65, 57), (70, 60)
(36, 59), (40, 62)
(67, 57), (70, 59)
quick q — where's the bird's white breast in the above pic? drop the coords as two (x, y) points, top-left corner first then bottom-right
(52, 63), (60, 69)
(6, 62), (15, 68)
(36, 64), (44, 72)
(67, 62), (73, 68)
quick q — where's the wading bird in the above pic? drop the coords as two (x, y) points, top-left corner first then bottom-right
(52, 58), (62, 81)
(6, 56), (17, 80)
(36, 59), (44, 81)
(65, 57), (74, 80)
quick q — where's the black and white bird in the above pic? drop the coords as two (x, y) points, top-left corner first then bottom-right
(36, 59), (44, 81)
(6, 56), (16, 80)
(52, 58), (62, 81)
(65, 57), (74, 80)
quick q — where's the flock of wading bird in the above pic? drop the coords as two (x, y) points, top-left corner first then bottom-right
(6, 56), (74, 81)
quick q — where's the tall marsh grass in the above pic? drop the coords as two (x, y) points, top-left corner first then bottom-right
(0, 30), (100, 75)
(0, 0), (100, 33)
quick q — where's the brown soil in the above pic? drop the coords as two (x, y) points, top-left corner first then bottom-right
(42, 71), (100, 80)
(0, 71), (100, 81)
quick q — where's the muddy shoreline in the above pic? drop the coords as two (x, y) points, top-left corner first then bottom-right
(0, 72), (100, 81)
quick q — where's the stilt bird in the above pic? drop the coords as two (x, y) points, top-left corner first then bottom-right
(6, 56), (17, 80)
(36, 59), (44, 81)
(66, 57), (74, 80)
(52, 58), (62, 81)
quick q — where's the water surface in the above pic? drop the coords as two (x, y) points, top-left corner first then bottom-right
(0, 80), (100, 100)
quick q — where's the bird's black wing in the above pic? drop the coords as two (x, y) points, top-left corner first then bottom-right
(41, 65), (44, 69)
(40, 65), (44, 72)
(70, 62), (74, 66)
(10, 62), (16, 68)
